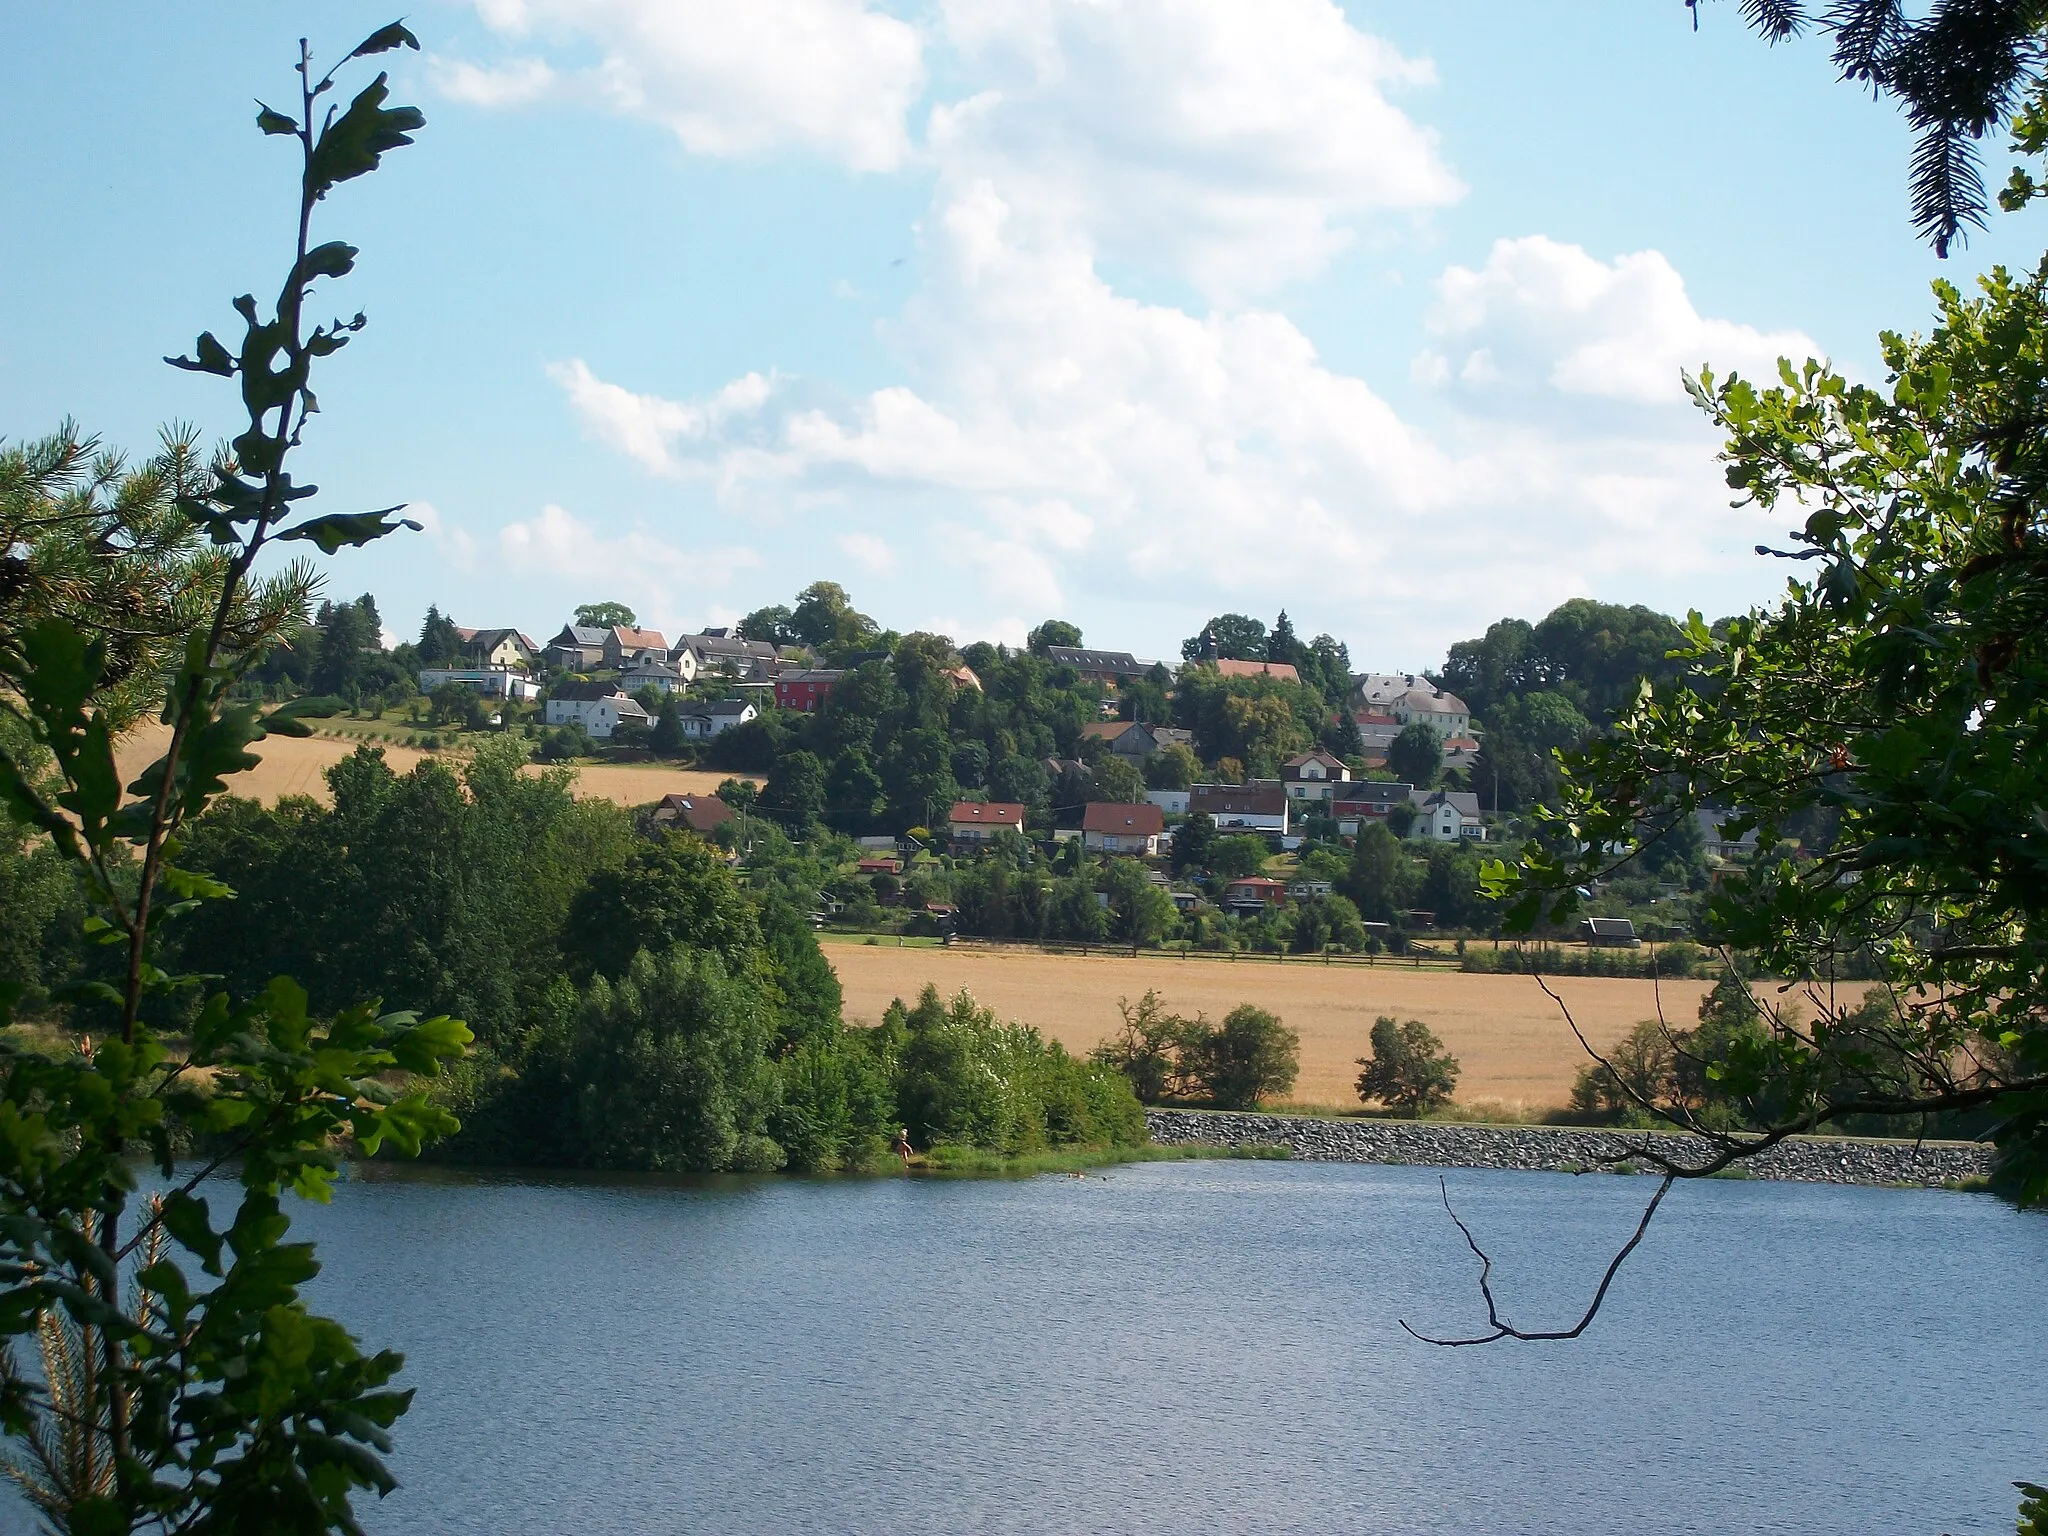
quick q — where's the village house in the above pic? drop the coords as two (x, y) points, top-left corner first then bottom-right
(621, 656), (691, 695)
(948, 800), (1025, 849)
(1189, 783), (1290, 836)
(678, 699), (757, 738)
(1352, 674), (1471, 737)
(676, 632), (781, 681)
(1079, 720), (1159, 762)
(1222, 876), (1287, 915)
(1280, 750), (1351, 802)
(651, 793), (733, 838)
(1211, 657), (1300, 684)
(1082, 801), (1165, 856)
(462, 628), (539, 671)
(947, 664), (983, 692)
(1408, 787), (1486, 843)
(602, 625), (669, 671)
(546, 681), (650, 739)
(1044, 646), (1152, 686)
(1144, 788), (1191, 816)
(774, 668), (844, 712)
(542, 624), (607, 672)
(1330, 780), (1415, 834)
(417, 666), (542, 701)
(1695, 808), (1762, 862)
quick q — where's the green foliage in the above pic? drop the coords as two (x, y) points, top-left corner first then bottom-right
(0, 29), (472, 1532)
(892, 986), (1146, 1152)
(1386, 721), (1442, 789)
(1341, 821), (1416, 925)
(1493, 254), (2048, 1203)
(0, 424), (314, 727)
(1192, 1005), (1301, 1110)
(1026, 619), (1081, 653)
(1207, 835), (1271, 881)
(562, 830), (761, 986)
(1355, 1017), (1460, 1115)
(573, 601), (635, 629)
(1093, 993), (1296, 1109)
(521, 947), (784, 1172)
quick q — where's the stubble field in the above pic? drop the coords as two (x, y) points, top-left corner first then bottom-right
(826, 940), (1714, 1115)
(113, 724), (754, 807)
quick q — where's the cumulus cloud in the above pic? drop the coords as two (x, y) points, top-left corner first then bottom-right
(495, 503), (760, 636)
(834, 531), (898, 575)
(934, 0), (1460, 298)
(452, 0), (925, 170)
(506, 0), (1819, 655)
(430, 55), (557, 106)
(1430, 236), (1822, 404)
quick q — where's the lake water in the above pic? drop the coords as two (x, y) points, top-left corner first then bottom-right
(12, 1160), (2048, 1534)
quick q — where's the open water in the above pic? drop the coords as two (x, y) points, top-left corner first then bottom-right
(17, 1160), (2048, 1534)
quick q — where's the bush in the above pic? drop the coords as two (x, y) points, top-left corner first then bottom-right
(890, 985), (1145, 1153)
(1191, 1004), (1300, 1110)
(1355, 1016), (1460, 1115)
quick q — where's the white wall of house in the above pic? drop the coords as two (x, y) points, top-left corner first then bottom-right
(1145, 789), (1190, 815)
(420, 668), (540, 701)
(545, 696), (645, 738)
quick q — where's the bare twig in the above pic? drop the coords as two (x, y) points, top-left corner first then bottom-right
(1401, 1174), (1675, 1346)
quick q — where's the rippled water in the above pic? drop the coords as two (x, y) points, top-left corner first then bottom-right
(13, 1161), (2048, 1534)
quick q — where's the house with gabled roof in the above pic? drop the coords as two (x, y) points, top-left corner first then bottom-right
(1281, 750), (1351, 802)
(543, 624), (608, 672)
(1409, 787), (1485, 843)
(948, 800), (1025, 849)
(677, 632), (781, 680)
(1189, 783), (1289, 835)
(545, 680), (649, 739)
(603, 625), (670, 671)
(465, 628), (539, 671)
(1082, 801), (1164, 856)
(1079, 720), (1159, 762)
(651, 793), (733, 837)
(1044, 646), (1151, 685)
(678, 699), (757, 739)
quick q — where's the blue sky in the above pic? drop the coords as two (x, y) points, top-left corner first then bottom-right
(5, 1), (2045, 668)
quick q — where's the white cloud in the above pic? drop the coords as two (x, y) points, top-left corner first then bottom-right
(430, 55), (556, 106)
(495, 503), (760, 637)
(933, 0), (1460, 298)
(834, 531), (898, 575)
(1430, 236), (1821, 403)
(515, 3), (1818, 656)
(454, 0), (924, 170)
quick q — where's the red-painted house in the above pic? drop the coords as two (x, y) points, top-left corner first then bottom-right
(775, 668), (845, 712)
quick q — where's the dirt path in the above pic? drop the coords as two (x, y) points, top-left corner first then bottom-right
(825, 941), (1712, 1115)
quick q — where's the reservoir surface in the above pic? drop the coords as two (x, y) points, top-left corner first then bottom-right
(22, 1160), (2048, 1534)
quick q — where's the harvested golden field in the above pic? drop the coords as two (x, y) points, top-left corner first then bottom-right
(826, 941), (1713, 1116)
(112, 724), (753, 808)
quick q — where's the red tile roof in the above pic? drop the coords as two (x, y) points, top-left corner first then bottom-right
(1212, 658), (1300, 683)
(948, 801), (1025, 827)
(1082, 801), (1164, 835)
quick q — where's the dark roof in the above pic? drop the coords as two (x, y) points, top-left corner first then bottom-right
(550, 679), (628, 702)
(1333, 780), (1414, 807)
(948, 801), (1025, 827)
(1046, 646), (1143, 674)
(1082, 802), (1164, 835)
(681, 633), (778, 658)
(654, 794), (733, 834)
(469, 627), (536, 654)
(1190, 784), (1288, 816)
(778, 669), (845, 684)
(1282, 750), (1347, 777)
(549, 625), (607, 648)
